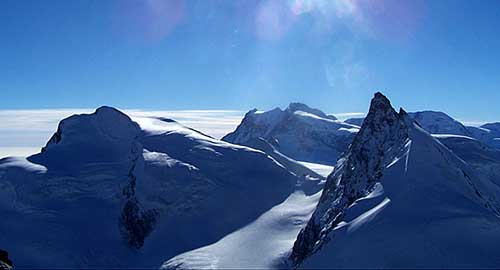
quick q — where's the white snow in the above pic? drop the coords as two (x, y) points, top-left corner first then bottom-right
(293, 110), (336, 123)
(297, 161), (334, 177)
(143, 150), (198, 171)
(347, 197), (391, 233)
(338, 127), (360, 133)
(161, 159), (333, 269)
(432, 134), (476, 140)
(161, 190), (322, 270)
(0, 157), (47, 173)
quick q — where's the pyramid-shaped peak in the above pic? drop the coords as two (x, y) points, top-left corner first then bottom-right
(360, 92), (406, 132)
(369, 92), (393, 112)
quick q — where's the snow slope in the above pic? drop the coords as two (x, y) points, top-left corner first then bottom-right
(468, 122), (500, 150)
(0, 107), (300, 268)
(408, 111), (473, 136)
(221, 137), (325, 181)
(162, 190), (322, 270)
(223, 103), (359, 165)
(434, 134), (500, 188)
(292, 93), (500, 268)
(296, 161), (334, 178)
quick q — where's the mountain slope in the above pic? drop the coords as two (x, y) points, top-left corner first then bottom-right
(434, 134), (500, 188)
(408, 111), (472, 136)
(468, 122), (500, 150)
(223, 103), (358, 165)
(0, 107), (300, 268)
(161, 190), (322, 270)
(291, 93), (500, 268)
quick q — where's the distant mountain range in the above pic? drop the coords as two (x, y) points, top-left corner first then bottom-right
(1, 94), (500, 269)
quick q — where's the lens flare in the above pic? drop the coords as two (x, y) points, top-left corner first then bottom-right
(255, 1), (296, 41)
(112, 0), (185, 43)
(357, 0), (426, 41)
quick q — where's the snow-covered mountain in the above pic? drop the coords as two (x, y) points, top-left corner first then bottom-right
(467, 122), (500, 150)
(434, 134), (500, 188)
(223, 103), (359, 165)
(291, 93), (500, 268)
(408, 111), (473, 136)
(2, 99), (499, 269)
(0, 107), (303, 268)
(402, 111), (500, 151)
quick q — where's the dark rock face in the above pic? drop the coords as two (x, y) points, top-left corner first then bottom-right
(0, 249), (12, 269)
(119, 197), (159, 249)
(119, 152), (159, 249)
(290, 92), (411, 266)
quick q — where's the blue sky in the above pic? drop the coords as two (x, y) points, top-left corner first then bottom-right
(1, 0), (500, 122)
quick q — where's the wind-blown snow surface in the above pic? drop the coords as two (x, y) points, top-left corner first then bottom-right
(0, 107), (301, 268)
(292, 93), (500, 269)
(160, 157), (330, 269)
(223, 103), (359, 165)
(297, 161), (334, 178)
(162, 190), (322, 270)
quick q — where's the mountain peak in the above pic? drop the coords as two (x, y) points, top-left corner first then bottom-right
(408, 110), (472, 136)
(42, 106), (139, 149)
(223, 102), (356, 164)
(31, 106), (141, 170)
(362, 92), (407, 135)
(370, 92), (393, 112)
(95, 105), (126, 116)
(286, 102), (337, 120)
(291, 92), (411, 265)
(287, 102), (313, 113)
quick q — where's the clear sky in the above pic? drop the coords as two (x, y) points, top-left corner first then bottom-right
(1, 0), (500, 122)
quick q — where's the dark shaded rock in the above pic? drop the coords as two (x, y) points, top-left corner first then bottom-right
(0, 249), (12, 269)
(119, 197), (160, 249)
